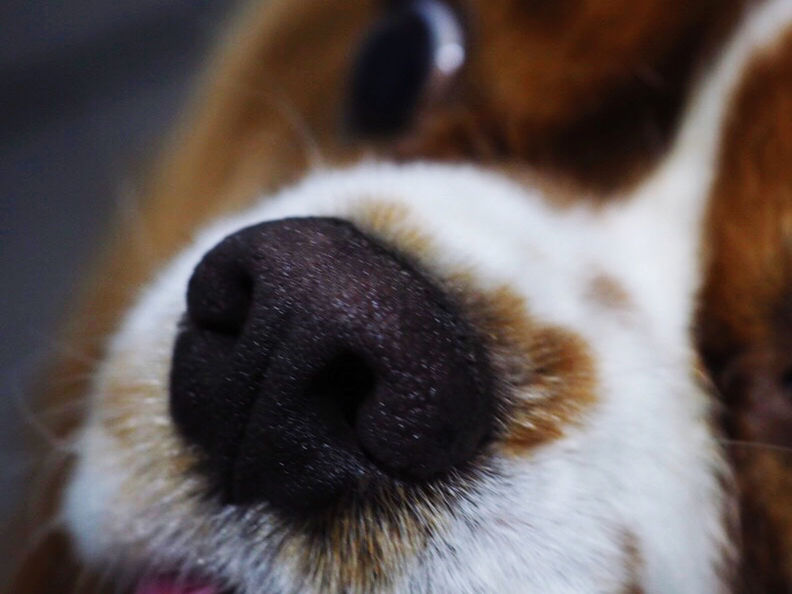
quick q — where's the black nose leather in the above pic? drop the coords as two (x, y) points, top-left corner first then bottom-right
(169, 217), (493, 511)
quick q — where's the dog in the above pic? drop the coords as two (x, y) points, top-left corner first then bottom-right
(9, 0), (792, 592)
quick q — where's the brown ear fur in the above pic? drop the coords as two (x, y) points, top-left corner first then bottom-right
(697, 27), (792, 593)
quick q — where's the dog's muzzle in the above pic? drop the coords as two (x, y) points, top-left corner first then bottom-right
(169, 217), (494, 512)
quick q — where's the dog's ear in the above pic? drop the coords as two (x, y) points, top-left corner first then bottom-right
(696, 27), (792, 590)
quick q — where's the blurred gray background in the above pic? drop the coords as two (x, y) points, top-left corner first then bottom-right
(1, 0), (239, 578)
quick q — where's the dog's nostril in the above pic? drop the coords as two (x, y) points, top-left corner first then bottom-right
(187, 262), (254, 336)
(169, 217), (494, 512)
(307, 351), (377, 430)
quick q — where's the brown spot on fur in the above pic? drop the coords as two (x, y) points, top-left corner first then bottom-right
(588, 274), (632, 311)
(621, 530), (645, 594)
(697, 26), (792, 593)
(461, 286), (597, 455)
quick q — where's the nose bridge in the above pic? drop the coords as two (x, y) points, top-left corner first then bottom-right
(169, 217), (494, 512)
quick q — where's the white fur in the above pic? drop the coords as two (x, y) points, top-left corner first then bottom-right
(64, 1), (792, 592)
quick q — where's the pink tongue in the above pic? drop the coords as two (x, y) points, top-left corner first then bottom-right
(135, 578), (218, 594)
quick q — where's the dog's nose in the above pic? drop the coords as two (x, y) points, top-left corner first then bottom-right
(169, 218), (493, 511)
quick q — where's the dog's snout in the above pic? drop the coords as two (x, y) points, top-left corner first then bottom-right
(169, 217), (493, 511)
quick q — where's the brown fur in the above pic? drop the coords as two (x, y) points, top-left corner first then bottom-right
(289, 485), (439, 592)
(462, 287), (597, 455)
(621, 530), (645, 594)
(588, 274), (633, 311)
(394, 0), (748, 193)
(697, 26), (792, 593)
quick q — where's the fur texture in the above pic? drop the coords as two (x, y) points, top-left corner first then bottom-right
(10, 0), (792, 592)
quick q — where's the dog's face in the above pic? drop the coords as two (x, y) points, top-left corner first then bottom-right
(17, 0), (792, 593)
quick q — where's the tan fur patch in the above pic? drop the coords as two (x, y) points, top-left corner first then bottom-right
(462, 287), (597, 455)
(348, 199), (434, 263)
(621, 530), (645, 594)
(588, 273), (632, 311)
(285, 488), (439, 593)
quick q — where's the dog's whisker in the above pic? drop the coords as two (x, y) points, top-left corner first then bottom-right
(8, 379), (81, 454)
(26, 398), (90, 423)
(21, 450), (79, 534)
(717, 438), (792, 456)
(210, 74), (327, 171)
(27, 330), (104, 368)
